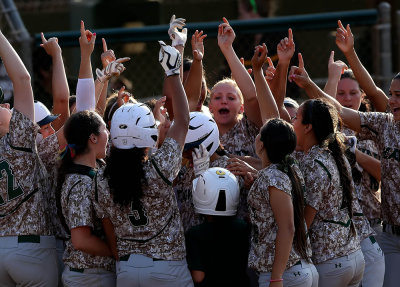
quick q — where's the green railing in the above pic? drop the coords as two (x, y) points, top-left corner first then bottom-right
(34, 8), (378, 47)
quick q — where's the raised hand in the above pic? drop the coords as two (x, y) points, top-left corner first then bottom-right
(153, 96), (167, 125)
(79, 20), (96, 57)
(264, 57), (276, 84)
(101, 38), (116, 69)
(40, 33), (61, 57)
(336, 20), (354, 54)
(288, 53), (311, 89)
(251, 43), (268, 72)
(96, 57), (130, 83)
(191, 30), (207, 61)
(168, 15), (188, 47)
(158, 40), (182, 76)
(277, 28), (295, 64)
(217, 17), (236, 51)
(328, 50), (348, 78)
(118, 85), (134, 105)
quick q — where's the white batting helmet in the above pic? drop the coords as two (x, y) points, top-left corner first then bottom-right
(110, 103), (158, 149)
(192, 167), (239, 216)
(184, 112), (219, 156)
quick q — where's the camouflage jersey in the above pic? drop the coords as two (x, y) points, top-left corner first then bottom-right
(247, 164), (307, 273)
(61, 166), (114, 271)
(342, 127), (381, 221)
(358, 112), (400, 226)
(37, 133), (69, 239)
(0, 109), (51, 236)
(94, 137), (186, 260)
(294, 145), (360, 264)
(174, 155), (245, 233)
(220, 114), (259, 158)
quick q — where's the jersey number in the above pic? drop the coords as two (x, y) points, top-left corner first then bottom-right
(0, 160), (24, 205)
(128, 201), (148, 227)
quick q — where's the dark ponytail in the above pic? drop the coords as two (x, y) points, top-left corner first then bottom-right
(56, 111), (103, 232)
(260, 118), (309, 261)
(301, 99), (353, 218)
(104, 147), (147, 207)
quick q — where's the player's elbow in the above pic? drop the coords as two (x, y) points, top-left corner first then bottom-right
(71, 236), (87, 251)
(191, 270), (205, 284)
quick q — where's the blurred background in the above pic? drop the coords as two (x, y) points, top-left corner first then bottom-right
(0, 0), (399, 106)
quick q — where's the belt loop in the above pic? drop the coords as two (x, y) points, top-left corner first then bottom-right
(70, 267), (85, 273)
(18, 235), (40, 243)
(120, 255), (130, 261)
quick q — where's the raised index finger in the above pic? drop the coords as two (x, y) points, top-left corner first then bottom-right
(80, 20), (86, 37)
(298, 53), (304, 69)
(222, 17), (229, 25)
(40, 32), (47, 44)
(329, 51), (334, 64)
(116, 57), (131, 63)
(288, 28), (293, 43)
(267, 57), (274, 68)
(102, 38), (108, 52)
(337, 20), (345, 30)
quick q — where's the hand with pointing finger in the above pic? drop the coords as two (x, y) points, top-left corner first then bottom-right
(100, 38), (116, 69)
(79, 20), (96, 58)
(328, 50), (348, 79)
(288, 53), (311, 89)
(336, 20), (354, 55)
(217, 17), (236, 52)
(264, 57), (276, 85)
(277, 28), (295, 64)
(96, 57), (130, 83)
(40, 33), (61, 57)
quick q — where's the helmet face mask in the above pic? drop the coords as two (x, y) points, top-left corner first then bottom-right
(111, 103), (159, 149)
(184, 112), (220, 156)
(192, 167), (239, 216)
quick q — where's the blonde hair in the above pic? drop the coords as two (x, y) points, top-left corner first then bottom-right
(210, 78), (244, 104)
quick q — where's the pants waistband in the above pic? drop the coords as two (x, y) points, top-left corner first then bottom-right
(120, 254), (163, 261)
(383, 223), (400, 236)
(0, 235), (56, 248)
(69, 267), (110, 274)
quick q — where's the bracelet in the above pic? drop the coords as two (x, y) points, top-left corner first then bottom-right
(270, 278), (283, 283)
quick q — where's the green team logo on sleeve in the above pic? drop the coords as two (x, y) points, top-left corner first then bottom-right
(0, 160), (24, 205)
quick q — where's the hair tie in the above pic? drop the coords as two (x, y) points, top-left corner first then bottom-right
(281, 155), (295, 173)
(59, 144), (76, 159)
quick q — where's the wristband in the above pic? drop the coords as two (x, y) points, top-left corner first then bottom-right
(270, 278), (283, 283)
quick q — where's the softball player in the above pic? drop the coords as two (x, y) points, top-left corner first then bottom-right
(209, 18), (262, 158)
(328, 68), (385, 286)
(58, 110), (115, 287)
(174, 111), (233, 232)
(322, 73), (400, 287)
(186, 167), (250, 286)
(248, 119), (317, 287)
(0, 30), (58, 286)
(292, 99), (364, 287)
(93, 42), (193, 287)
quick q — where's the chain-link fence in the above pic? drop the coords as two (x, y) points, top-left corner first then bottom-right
(46, 19), (377, 106)
(0, 1), (392, 108)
